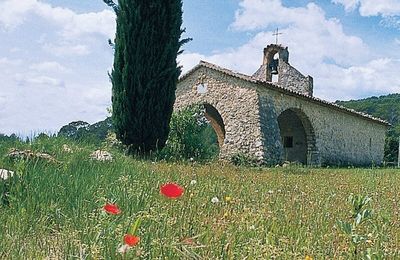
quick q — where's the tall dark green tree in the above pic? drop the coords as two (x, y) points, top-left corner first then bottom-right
(104, 0), (190, 154)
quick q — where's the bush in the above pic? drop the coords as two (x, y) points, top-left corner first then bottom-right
(0, 134), (19, 143)
(384, 128), (399, 164)
(157, 105), (219, 162)
(230, 152), (259, 167)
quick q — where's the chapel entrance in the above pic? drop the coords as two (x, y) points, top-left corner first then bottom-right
(277, 109), (313, 164)
(203, 103), (225, 147)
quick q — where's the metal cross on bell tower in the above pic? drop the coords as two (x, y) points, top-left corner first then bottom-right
(272, 28), (283, 45)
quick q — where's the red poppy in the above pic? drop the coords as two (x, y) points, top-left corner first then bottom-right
(124, 234), (140, 247)
(103, 203), (121, 215)
(160, 183), (184, 198)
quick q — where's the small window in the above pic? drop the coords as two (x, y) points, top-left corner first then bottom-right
(196, 84), (208, 94)
(283, 136), (293, 148)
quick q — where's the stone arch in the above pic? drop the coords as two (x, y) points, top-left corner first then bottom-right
(263, 44), (289, 82)
(277, 108), (318, 164)
(203, 103), (225, 147)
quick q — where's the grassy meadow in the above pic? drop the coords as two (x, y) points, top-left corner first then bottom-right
(0, 137), (399, 259)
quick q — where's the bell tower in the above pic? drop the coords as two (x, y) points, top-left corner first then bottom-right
(263, 44), (289, 82)
(252, 44), (313, 96)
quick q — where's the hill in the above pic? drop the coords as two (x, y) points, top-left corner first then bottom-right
(336, 93), (400, 163)
(335, 94), (400, 126)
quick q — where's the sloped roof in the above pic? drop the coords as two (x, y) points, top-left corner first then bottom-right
(179, 60), (390, 126)
(252, 64), (268, 81)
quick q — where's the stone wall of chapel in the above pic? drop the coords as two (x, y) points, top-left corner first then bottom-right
(176, 67), (387, 166)
(175, 67), (265, 161)
(257, 88), (387, 166)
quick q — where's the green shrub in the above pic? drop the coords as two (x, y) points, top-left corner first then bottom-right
(58, 118), (113, 146)
(158, 105), (219, 162)
(230, 152), (259, 167)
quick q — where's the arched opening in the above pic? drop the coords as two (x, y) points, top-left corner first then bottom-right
(262, 44), (288, 82)
(203, 103), (225, 147)
(271, 52), (279, 83)
(277, 109), (316, 164)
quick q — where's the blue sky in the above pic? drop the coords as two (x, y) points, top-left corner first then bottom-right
(0, 0), (399, 135)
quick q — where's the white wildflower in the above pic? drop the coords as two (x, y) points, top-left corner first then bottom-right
(268, 190), (274, 194)
(0, 169), (14, 180)
(62, 144), (73, 153)
(117, 244), (131, 254)
(90, 150), (113, 161)
(190, 180), (197, 185)
(211, 197), (220, 204)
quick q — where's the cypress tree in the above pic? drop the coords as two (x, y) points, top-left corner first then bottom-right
(104, 0), (190, 154)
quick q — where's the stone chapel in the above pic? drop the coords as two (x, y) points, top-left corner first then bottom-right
(175, 44), (389, 166)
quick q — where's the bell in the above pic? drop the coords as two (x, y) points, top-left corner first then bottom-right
(269, 59), (279, 75)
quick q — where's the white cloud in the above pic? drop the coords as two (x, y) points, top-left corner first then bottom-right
(333, 0), (400, 16)
(35, 4), (116, 38)
(0, 0), (116, 38)
(29, 61), (68, 73)
(180, 32), (271, 75)
(315, 58), (400, 100)
(0, 73), (111, 135)
(14, 74), (65, 88)
(332, 0), (359, 11)
(0, 95), (6, 108)
(1, 58), (66, 88)
(0, 1), (115, 136)
(0, 57), (23, 76)
(178, 52), (207, 73)
(0, 57), (22, 66)
(10, 47), (21, 53)
(179, 0), (399, 101)
(43, 43), (90, 56)
(230, 0), (368, 66)
(0, 0), (37, 30)
(232, 0), (326, 31)
(82, 87), (111, 106)
(0, 53), (112, 134)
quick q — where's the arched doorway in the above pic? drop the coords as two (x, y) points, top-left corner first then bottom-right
(203, 103), (225, 147)
(277, 109), (315, 164)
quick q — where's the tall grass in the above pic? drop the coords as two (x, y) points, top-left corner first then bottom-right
(0, 137), (399, 259)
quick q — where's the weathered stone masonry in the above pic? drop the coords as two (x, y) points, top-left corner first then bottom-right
(175, 68), (265, 162)
(175, 44), (389, 166)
